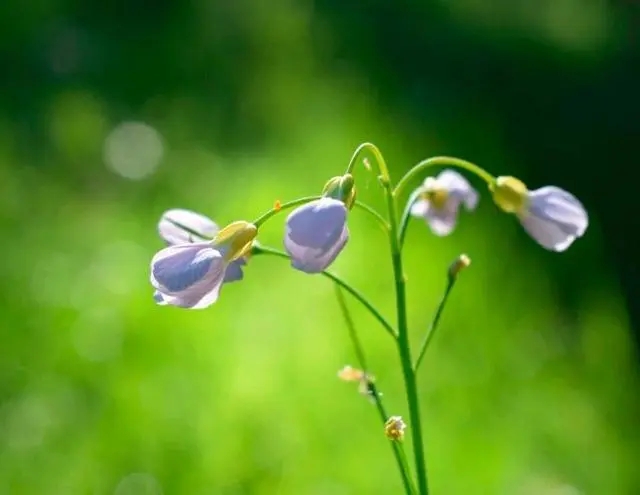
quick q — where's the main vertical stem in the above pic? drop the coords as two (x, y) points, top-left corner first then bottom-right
(384, 186), (430, 495)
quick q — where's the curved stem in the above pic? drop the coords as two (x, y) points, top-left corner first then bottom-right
(398, 189), (423, 249)
(413, 276), (457, 372)
(252, 196), (322, 228)
(345, 142), (391, 180)
(354, 201), (389, 231)
(393, 156), (495, 200)
(367, 146), (430, 495)
(251, 244), (397, 340)
(334, 286), (416, 495)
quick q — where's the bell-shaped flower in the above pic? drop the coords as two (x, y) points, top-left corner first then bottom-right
(151, 220), (257, 309)
(410, 170), (479, 236)
(157, 209), (247, 287)
(284, 197), (349, 273)
(150, 242), (228, 309)
(491, 176), (588, 252)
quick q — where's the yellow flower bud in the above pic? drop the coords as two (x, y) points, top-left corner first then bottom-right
(384, 416), (406, 441)
(213, 221), (258, 261)
(490, 176), (529, 214)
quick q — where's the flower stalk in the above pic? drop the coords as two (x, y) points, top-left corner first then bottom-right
(148, 142), (589, 495)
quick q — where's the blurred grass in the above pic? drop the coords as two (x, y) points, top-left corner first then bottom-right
(1, 0), (639, 493)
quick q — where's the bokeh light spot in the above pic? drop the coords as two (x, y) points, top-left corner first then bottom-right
(104, 121), (164, 180)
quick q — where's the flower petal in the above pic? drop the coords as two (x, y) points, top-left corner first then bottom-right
(410, 198), (429, 217)
(158, 282), (223, 309)
(158, 209), (219, 245)
(519, 214), (577, 252)
(284, 198), (349, 273)
(286, 226), (349, 273)
(151, 243), (222, 292)
(423, 202), (458, 236)
(527, 186), (588, 238)
(437, 170), (479, 211)
(286, 198), (347, 249)
(223, 258), (246, 283)
(153, 290), (168, 305)
(150, 243), (226, 309)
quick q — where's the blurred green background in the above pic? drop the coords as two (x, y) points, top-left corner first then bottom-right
(1, 0), (639, 493)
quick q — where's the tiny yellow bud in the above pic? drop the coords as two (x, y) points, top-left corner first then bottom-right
(490, 176), (529, 214)
(384, 416), (406, 441)
(213, 221), (258, 261)
(449, 253), (471, 279)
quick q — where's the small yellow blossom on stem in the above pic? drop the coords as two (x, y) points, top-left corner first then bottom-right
(384, 416), (407, 441)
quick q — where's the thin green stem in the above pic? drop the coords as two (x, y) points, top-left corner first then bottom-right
(354, 201), (389, 231)
(344, 142), (391, 179)
(251, 194), (387, 233)
(393, 156), (495, 201)
(334, 284), (370, 371)
(365, 145), (429, 495)
(251, 244), (397, 340)
(334, 286), (416, 495)
(413, 276), (457, 372)
(398, 188), (423, 249)
(252, 196), (322, 228)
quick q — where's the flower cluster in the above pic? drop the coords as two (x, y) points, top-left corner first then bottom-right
(410, 170), (588, 251)
(146, 144), (589, 495)
(149, 159), (588, 310)
(149, 173), (357, 308)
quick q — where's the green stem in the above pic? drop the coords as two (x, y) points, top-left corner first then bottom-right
(386, 190), (430, 495)
(393, 156), (495, 201)
(251, 244), (397, 340)
(334, 286), (416, 495)
(344, 142), (391, 178)
(364, 144), (430, 495)
(413, 276), (457, 372)
(398, 188), (423, 249)
(253, 196), (322, 227)
(251, 195), (387, 232)
(354, 201), (389, 231)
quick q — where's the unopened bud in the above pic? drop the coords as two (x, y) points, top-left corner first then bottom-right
(448, 254), (471, 280)
(322, 174), (357, 209)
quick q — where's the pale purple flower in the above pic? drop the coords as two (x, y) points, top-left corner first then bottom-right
(410, 170), (479, 236)
(150, 243), (227, 309)
(284, 197), (349, 273)
(518, 186), (588, 252)
(158, 208), (218, 244)
(158, 208), (246, 285)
